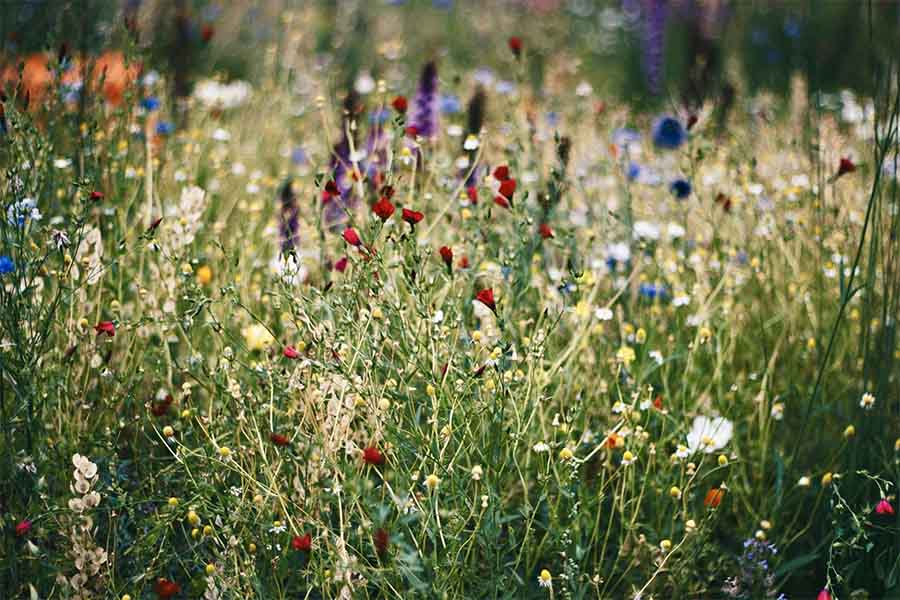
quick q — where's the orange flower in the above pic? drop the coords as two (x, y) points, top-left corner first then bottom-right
(704, 488), (725, 508)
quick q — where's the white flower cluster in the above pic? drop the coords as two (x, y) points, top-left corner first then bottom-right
(59, 454), (107, 600)
(194, 79), (252, 110)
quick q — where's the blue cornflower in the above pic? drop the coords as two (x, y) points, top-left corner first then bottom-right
(670, 179), (692, 199)
(156, 121), (174, 136)
(439, 94), (461, 115)
(651, 116), (687, 150)
(291, 147), (307, 166)
(7, 198), (42, 227)
(626, 162), (641, 181)
(0, 255), (14, 275)
(141, 96), (161, 112)
(638, 283), (667, 300)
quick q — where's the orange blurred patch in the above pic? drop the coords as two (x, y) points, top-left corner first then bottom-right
(92, 51), (141, 106)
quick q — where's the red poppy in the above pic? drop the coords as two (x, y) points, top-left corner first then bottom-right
(475, 288), (496, 313)
(493, 195), (510, 209)
(493, 165), (510, 181)
(605, 433), (619, 449)
(653, 395), (663, 410)
(402, 208), (424, 225)
(283, 345), (301, 359)
(94, 321), (115, 337)
(270, 432), (290, 447)
(334, 257), (349, 272)
(362, 446), (385, 466)
(498, 178), (516, 199)
(508, 36), (523, 57)
(372, 197), (395, 221)
(15, 519), (31, 537)
(201, 24), (215, 43)
(324, 180), (340, 196)
(439, 246), (453, 267)
(381, 185), (396, 199)
(391, 96), (408, 113)
(466, 185), (478, 205)
(374, 527), (390, 555)
(704, 488), (725, 508)
(89, 190), (104, 201)
(151, 394), (174, 417)
(342, 228), (362, 247)
(539, 223), (554, 239)
(817, 590), (832, 600)
(405, 125), (419, 137)
(875, 498), (895, 515)
(458, 256), (470, 269)
(837, 157), (856, 178)
(291, 533), (312, 552)
(153, 578), (181, 599)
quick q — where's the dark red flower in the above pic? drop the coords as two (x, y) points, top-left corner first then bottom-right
(324, 180), (340, 196)
(405, 125), (419, 137)
(686, 114), (698, 130)
(15, 519), (31, 537)
(362, 446), (385, 466)
(493, 195), (510, 209)
(334, 257), (349, 272)
(151, 394), (174, 417)
(291, 533), (312, 552)
(342, 228), (362, 247)
(539, 223), (554, 239)
(154, 578), (181, 599)
(439, 246), (453, 267)
(493, 165), (510, 181)
(374, 527), (390, 555)
(391, 95), (408, 113)
(283, 345), (301, 359)
(837, 157), (856, 178)
(89, 190), (104, 201)
(653, 395), (663, 410)
(270, 432), (290, 446)
(498, 178), (516, 199)
(201, 24), (215, 43)
(372, 197), (395, 221)
(475, 288), (496, 313)
(458, 256), (470, 269)
(508, 36), (523, 57)
(402, 208), (424, 225)
(94, 321), (115, 337)
(381, 185), (396, 199)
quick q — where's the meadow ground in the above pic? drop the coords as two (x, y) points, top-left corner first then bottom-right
(0, 2), (899, 599)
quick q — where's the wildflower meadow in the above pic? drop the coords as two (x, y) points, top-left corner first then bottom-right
(0, 1), (899, 598)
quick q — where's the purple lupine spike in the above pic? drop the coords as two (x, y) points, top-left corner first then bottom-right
(410, 61), (439, 139)
(640, 0), (668, 96)
(278, 178), (299, 252)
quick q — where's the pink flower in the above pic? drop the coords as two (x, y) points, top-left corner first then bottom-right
(15, 519), (32, 537)
(342, 227), (362, 247)
(875, 498), (895, 515)
(816, 589), (831, 600)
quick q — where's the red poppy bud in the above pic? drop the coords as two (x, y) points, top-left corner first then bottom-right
(493, 165), (510, 181)
(466, 185), (478, 204)
(374, 527), (390, 555)
(402, 208), (424, 225)
(325, 180), (340, 196)
(15, 519), (31, 537)
(334, 257), (349, 272)
(439, 246), (453, 267)
(154, 578), (181, 599)
(362, 446), (385, 466)
(405, 126), (419, 137)
(508, 36), (523, 57)
(94, 321), (115, 337)
(391, 95), (408, 113)
(653, 395), (663, 410)
(381, 185), (396, 198)
(372, 197), (395, 221)
(475, 288), (496, 312)
(283, 345), (300, 359)
(151, 394), (173, 417)
(817, 590), (832, 600)
(493, 195), (510, 209)
(458, 256), (470, 269)
(837, 157), (856, 178)
(291, 533), (312, 552)
(539, 223), (554, 239)
(201, 24), (215, 42)
(90, 190), (104, 201)
(876, 498), (895, 515)
(342, 228), (362, 247)
(270, 432), (290, 446)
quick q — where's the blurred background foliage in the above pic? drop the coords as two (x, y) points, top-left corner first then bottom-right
(3, 0), (900, 107)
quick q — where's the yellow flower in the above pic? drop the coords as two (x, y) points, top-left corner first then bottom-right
(821, 472), (833, 487)
(621, 450), (636, 465)
(635, 328), (647, 344)
(371, 306), (384, 320)
(717, 454), (729, 466)
(162, 426), (174, 438)
(843, 425), (855, 438)
(242, 324), (275, 352)
(205, 563), (216, 575)
(669, 486), (682, 499)
(187, 510), (200, 526)
(425, 473), (440, 490)
(196, 265), (213, 285)
(538, 569), (552, 588)
(616, 346), (636, 366)
(218, 447), (232, 458)
(559, 447), (574, 461)
(660, 539), (672, 552)
(167, 497), (179, 507)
